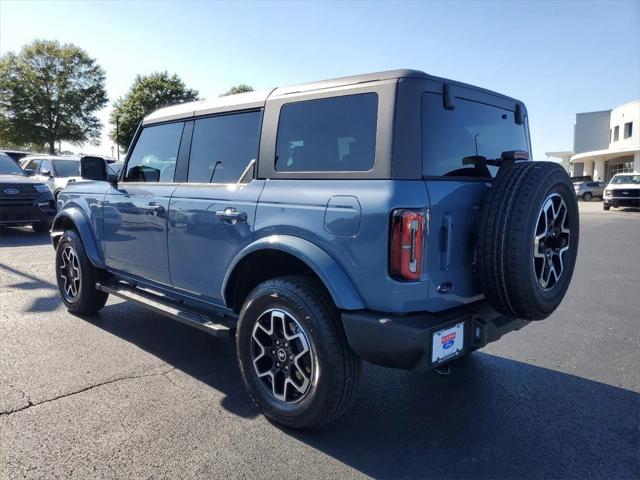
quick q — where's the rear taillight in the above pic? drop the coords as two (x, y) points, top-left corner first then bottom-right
(389, 209), (427, 281)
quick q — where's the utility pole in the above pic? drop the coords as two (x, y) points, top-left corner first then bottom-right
(116, 116), (120, 161)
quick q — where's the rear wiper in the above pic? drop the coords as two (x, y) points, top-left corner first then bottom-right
(462, 150), (529, 171)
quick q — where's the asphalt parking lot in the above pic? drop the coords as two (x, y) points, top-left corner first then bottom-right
(1, 201), (638, 480)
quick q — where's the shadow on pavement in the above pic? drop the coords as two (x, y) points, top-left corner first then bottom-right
(0, 227), (51, 247)
(85, 301), (639, 480)
(0, 261), (61, 312)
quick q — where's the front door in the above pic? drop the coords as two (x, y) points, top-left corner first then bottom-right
(34, 158), (55, 190)
(167, 110), (263, 305)
(102, 121), (185, 286)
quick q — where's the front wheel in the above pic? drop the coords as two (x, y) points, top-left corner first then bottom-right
(236, 275), (361, 430)
(603, 204), (611, 211)
(582, 192), (592, 201)
(55, 230), (109, 314)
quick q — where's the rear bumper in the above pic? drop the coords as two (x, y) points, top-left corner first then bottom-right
(342, 300), (529, 373)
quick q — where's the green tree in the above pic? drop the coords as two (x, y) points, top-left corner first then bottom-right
(221, 84), (254, 96)
(0, 40), (107, 154)
(110, 72), (199, 151)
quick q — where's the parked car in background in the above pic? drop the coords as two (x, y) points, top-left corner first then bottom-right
(0, 152), (55, 231)
(0, 149), (33, 165)
(574, 181), (606, 201)
(603, 173), (640, 210)
(21, 155), (121, 200)
(52, 69), (579, 430)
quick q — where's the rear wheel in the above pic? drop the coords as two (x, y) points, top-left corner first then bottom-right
(55, 230), (108, 314)
(477, 161), (579, 320)
(582, 192), (592, 202)
(236, 275), (361, 430)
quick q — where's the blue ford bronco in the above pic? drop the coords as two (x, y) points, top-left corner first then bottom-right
(52, 70), (579, 429)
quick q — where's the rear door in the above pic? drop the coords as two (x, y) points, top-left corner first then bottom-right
(167, 110), (263, 305)
(102, 121), (185, 286)
(421, 89), (531, 310)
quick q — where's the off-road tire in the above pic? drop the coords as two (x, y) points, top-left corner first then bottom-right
(55, 229), (109, 314)
(236, 275), (362, 430)
(477, 161), (579, 320)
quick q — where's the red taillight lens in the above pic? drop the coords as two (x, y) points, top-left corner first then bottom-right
(389, 209), (427, 281)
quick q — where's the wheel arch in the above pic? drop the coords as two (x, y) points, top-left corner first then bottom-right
(223, 235), (365, 313)
(51, 207), (105, 269)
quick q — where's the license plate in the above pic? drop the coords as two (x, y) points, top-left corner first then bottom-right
(431, 322), (465, 365)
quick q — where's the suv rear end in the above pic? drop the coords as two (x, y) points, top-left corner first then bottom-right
(52, 70), (578, 430)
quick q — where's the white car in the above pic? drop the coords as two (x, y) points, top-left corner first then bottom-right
(603, 173), (640, 210)
(21, 156), (120, 200)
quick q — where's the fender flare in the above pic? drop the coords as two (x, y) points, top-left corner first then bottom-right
(51, 207), (105, 269)
(222, 235), (365, 311)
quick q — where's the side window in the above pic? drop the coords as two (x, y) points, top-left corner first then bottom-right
(124, 122), (184, 182)
(26, 159), (40, 171)
(275, 93), (378, 172)
(39, 159), (53, 175)
(188, 111), (261, 183)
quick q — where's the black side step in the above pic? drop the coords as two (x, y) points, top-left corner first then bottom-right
(96, 280), (233, 337)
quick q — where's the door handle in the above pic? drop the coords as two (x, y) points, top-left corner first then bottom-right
(216, 207), (247, 224)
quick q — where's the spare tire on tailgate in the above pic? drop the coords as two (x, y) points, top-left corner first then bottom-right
(477, 161), (579, 320)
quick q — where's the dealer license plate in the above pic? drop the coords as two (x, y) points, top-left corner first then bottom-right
(431, 322), (465, 365)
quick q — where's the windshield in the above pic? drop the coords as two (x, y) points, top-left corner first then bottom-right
(610, 174), (640, 185)
(422, 93), (529, 178)
(53, 160), (81, 177)
(0, 153), (24, 175)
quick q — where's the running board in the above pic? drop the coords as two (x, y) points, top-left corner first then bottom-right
(96, 280), (233, 337)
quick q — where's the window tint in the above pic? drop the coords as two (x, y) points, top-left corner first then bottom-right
(188, 111), (261, 183)
(25, 159), (40, 171)
(54, 160), (81, 177)
(39, 159), (53, 174)
(125, 122), (184, 182)
(275, 93), (378, 172)
(0, 153), (24, 175)
(422, 93), (529, 178)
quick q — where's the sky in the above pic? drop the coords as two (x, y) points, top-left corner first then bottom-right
(1, 0), (639, 159)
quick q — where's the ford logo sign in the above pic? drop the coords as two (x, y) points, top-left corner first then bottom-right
(443, 339), (455, 349)
(3, 188), (19, 195)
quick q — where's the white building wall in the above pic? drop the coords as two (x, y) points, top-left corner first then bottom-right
(609, 100), (640, 151)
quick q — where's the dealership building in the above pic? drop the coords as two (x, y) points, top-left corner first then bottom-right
(546, 99), (640, 181)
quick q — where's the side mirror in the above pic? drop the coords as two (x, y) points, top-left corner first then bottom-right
(40, 169), (52, 177)
(24, 168), (35, 176)
(80, 156), (109, 182)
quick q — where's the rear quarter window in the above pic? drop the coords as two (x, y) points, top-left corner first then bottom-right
(422, 93), (529, 178)
(275, 93), (378, 172)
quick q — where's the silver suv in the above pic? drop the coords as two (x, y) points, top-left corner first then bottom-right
(574, 181), (605, 201)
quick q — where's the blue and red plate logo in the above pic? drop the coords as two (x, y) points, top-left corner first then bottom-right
(441, 332), (456, 350)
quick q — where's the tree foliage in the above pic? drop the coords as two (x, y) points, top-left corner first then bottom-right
(0, 40), (107, 154)
(221, 84), (254, 96)
(110, 72), (199, 151)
